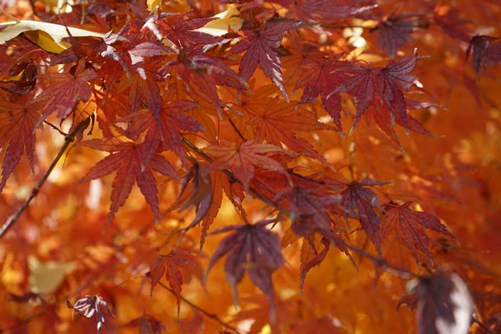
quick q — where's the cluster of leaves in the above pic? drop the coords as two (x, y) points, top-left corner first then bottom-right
(0, 0), (500, 333)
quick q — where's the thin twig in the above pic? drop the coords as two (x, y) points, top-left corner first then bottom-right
(157, 281), (243, 334)
(181, 136), (417, 279)
(473, 316), (494, 334)
(0, 120), (89, 238)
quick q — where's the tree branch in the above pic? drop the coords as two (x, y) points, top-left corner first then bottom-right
(157, 281), (243, 334)
(0, 120), (89, 238)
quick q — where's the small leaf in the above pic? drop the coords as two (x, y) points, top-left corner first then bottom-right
(72, 295), (114, 333)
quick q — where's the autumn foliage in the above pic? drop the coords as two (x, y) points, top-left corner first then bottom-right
(0, 0), (500, 333)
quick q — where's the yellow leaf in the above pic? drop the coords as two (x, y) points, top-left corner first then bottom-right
(147, 0), (162, 11)
(28, 256), (74, 295)
(195, 6), (242, 37)
(0, 20), (106, 54)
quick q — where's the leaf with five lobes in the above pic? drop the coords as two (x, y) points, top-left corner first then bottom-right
(34, 60), (96, 128)
(382, 202), (455, 265)
(374, 12), (425, 59)
(205, 220), (285, 307)
(119, 101), (201, 165)
(0, 100), (40, 191)
(229, 19), (303, 101)
(326, 179), (390, 252)
(333, 52), (424, 133)
(294, 55), (349, 132)
(149, 249), (203, 314)
(203, 140), (291, 189)
(247, 97), (330, 165)
(79, 138), (179, 225)
(154, 14), (221, 48)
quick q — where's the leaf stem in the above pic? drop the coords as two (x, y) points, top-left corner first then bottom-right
(0, 120), (89, 238)
(157, 281), (243, 334)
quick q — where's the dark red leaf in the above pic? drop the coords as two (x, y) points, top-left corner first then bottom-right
(205, 220), (285, 307)
(229, 19), (302, 100)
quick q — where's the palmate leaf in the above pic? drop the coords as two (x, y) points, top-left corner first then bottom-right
(374, 12), (426, 58)
(273, 0), (377, 21)
(203, 140), (291, 189)
(293, 55), (349, 132)
(326, 178), (389, 252)
(382, 202), (455, 264)
(80, 138), (179, 224)
(332, 52), (424, 133)
(205, 220), (285, 308)
(229, 19), (303, 101)
(149, 248), (203, 315)
(33, 59), (96, 128)
(0, 99), (40, 191)
(246, 97), (330, 165)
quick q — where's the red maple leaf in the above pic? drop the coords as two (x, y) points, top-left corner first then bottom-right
(326, 178), (389, 251)
(466, 35), (501, 77)
(152, 13), (221, 48)
(0, 100), (40, 191)
(229, 19), (302, 101)
(332, 52), (424, 132)
(382, 202), (455, 264)
(33, 59), (96, 128)
(119, 100), (201, 165)
(80, 138), (179, 224)
(246, 97), (330, 165)
(293, 55), (349, 132)
(203, 140), (290, 189)
(373, 12), (426, 58)
(205, 220), (285, 306)
(274, 0), (376, 21)
(148, 248), (203, 314)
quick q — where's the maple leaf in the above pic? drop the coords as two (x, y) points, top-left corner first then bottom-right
(274, 0), (377, 21)
(148, 248), (203, 314)
(246, 97), (330, 165)
(373, 12), (426, 58)
(152, 13), (221, 48)
(80, 138), (179, 224)
(128, 73), (162, 119)
(165, 48), (245, 111)
(203, 140), (290, 189)
(119, 101), (201, 165)
(0, 100), (40, 191)
(466, 35), (501, 77)
(205, 220), (285, 307)
(326, 179), (389, 251)
(229, 19), (302, 101)
(71, 295), (114, 333)
(332, 52), (424, 132)
(382, 202), (455, 264)
(293, 55), (349, 132)
(33, 59), (96, 128)
(412, 272), (474, 334)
